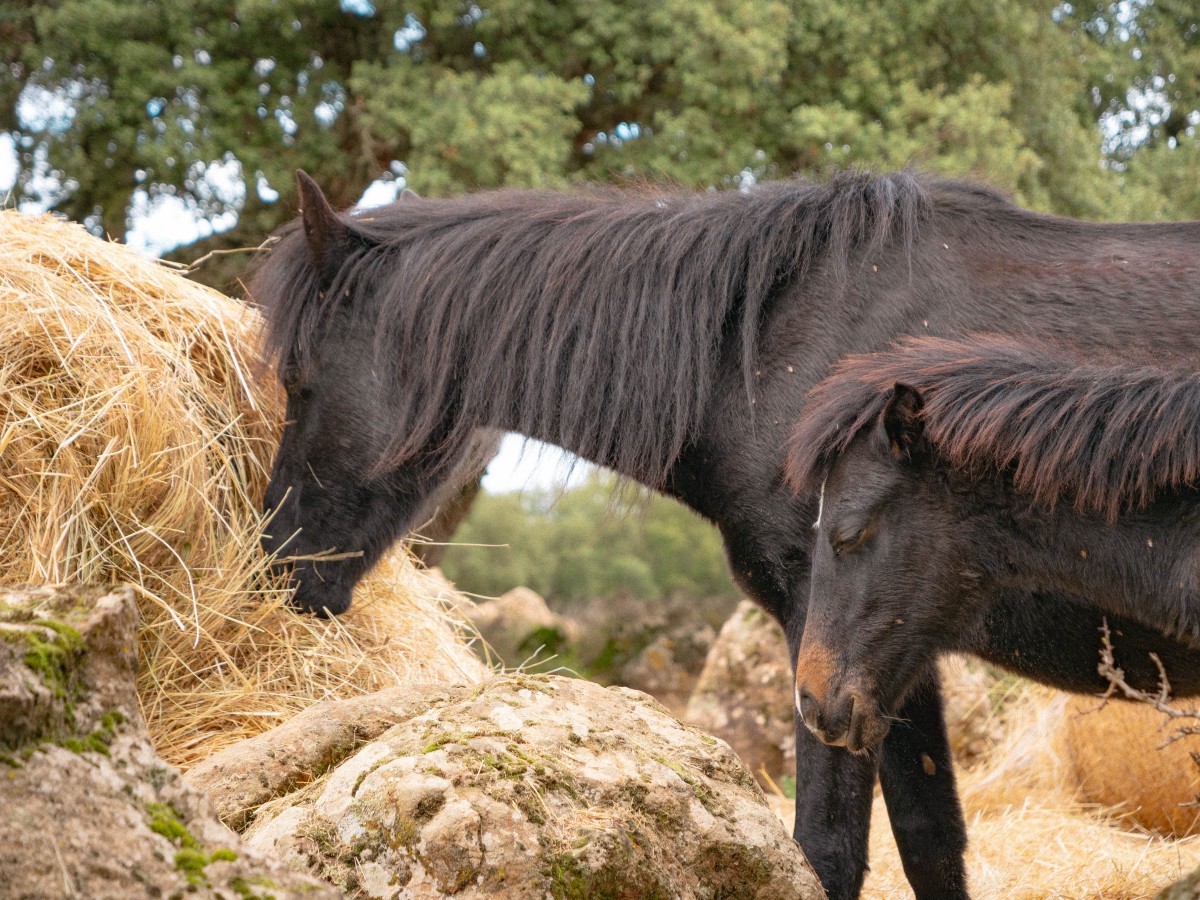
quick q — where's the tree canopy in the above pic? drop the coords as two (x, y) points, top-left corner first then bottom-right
(4, 0), (1199, 283)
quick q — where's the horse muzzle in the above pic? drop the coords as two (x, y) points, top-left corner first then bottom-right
(285, 567), (354, 618)
(794, 637), (890, 752)
(795, 682), (890, 753)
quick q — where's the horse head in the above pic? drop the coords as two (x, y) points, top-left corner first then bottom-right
(257, 172), (451, 616)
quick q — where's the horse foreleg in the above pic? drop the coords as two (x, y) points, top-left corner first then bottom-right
(791, 721), (877, 900)
(877, 668), (969, 899)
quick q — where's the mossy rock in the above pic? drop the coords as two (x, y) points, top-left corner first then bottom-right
(243, 674), (823, 899)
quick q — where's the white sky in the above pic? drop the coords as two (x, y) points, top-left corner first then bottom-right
(482, 434), (592, 493)
(0, 135), (16, 193)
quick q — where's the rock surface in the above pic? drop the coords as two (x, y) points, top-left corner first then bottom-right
(1161, 865), (1200, 899)
(186, 682), (458, 830)
(239, 674), (824, 899)
(617, 624), (717, 716)
(0, 584), (336, 900)
(685, 600), (797, 785)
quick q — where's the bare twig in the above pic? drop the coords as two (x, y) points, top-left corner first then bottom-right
(160, 236), (278, 274)
(1096, 618), (1200, 747)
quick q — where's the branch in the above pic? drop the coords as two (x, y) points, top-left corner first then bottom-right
(1096, 618), (1200, 747)
(160, 236), (278, 275)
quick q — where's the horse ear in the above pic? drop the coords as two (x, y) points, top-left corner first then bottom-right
(880, 382), (926, 462)
(295, 170), (347, 286)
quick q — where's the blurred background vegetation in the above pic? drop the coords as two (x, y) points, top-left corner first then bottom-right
(4, 0), (1198, 606)
(438, 471), (737, 607)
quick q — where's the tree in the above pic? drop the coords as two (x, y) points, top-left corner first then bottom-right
(4, 0), (1199, 294)
(440, 473), (738, 605)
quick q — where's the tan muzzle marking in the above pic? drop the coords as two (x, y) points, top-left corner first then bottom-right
(794, 632), (838, 708)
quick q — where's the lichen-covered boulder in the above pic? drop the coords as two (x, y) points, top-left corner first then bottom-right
(1160, 864), (1200, 899)
(241, 674), (824, 899)
(186, 683), (459, 830)
(0, 585), (336, 900)
(616, 624), (718, 716)
(685, 600), (796, 786)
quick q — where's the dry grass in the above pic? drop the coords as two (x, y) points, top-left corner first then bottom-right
(861, 688), (1200, 899)
(0, 210), (483, 769)
(1062, 696), (1200, 838)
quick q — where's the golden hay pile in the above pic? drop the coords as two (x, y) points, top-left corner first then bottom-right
(0, 210), (484, 768)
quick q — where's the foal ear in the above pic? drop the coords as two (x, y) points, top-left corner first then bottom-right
(881, 382), (926, 462)
(295, 170), (348, 287)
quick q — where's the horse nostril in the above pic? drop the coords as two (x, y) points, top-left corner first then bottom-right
(846, 696), (865, 753)
(797, 687), (823, 731)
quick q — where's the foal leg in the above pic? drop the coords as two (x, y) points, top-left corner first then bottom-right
(791, 723), (878, 900)
(878, 667), (969, 899)
(786, 610), (877, 900)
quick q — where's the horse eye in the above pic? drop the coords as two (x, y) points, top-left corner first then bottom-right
(831, 523), (871, 555)
(281, 362), (303, 395)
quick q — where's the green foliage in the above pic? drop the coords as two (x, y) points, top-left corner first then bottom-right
(3, 0), (1199, 278)
(350, 58), (590, 193)
(16, 619), (84, 702)
(60, 709), (127, 756)
(440, 472), (736, 606)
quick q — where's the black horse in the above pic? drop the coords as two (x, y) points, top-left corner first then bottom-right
(252, 170), (1200, 900)
(787, 334), (1200, 754)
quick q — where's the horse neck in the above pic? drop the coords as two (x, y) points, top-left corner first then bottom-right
(987, 497), (1200, 645)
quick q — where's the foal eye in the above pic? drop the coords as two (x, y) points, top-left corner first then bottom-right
(831, 523), (872, 555)
(281, 360), (304, 395)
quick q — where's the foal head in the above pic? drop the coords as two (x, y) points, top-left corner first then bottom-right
(792, 384), (992, 752)
(786, 333), (1200, 748)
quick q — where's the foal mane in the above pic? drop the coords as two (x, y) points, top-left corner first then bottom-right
(252, 171), (938, 484)
(788, 334), (1200, 521)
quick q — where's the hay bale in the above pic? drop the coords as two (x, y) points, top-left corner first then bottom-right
(0, 211), (484, 768)
(938, 654), (1021, 769)
(1061, 696), (1200, 837)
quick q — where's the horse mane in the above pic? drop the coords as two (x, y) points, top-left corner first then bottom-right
(787, 334), (1200, 521)
(251, 171), (943, 484)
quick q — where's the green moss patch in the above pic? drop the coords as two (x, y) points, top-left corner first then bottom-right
(59, 709), (127, 756)
(230, 874), (279, 900)
(174, 846), (238, 885)
(146, 801), (199, 849)
(12, 619), (85, 705)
